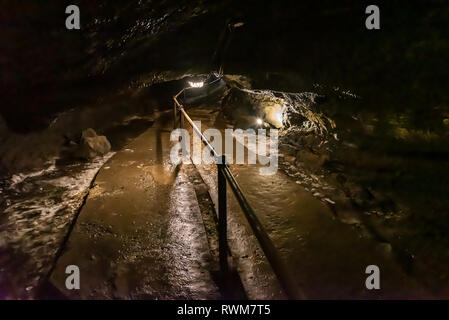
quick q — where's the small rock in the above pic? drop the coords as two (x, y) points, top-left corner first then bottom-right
(77, 128), (111, 159)
(284, 155), (296, 163)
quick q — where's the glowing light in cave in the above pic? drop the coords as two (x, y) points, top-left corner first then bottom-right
(188, 81), (204, 88)
(275, 109), (284, 127)
(256, 118), (263, 126)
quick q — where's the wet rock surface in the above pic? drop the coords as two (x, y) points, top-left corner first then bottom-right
(0, 154), (113, 299)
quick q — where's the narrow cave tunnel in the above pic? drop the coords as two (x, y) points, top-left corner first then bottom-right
(1, 0), (449, 303)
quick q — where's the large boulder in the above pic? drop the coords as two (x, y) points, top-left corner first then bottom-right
(77, 128), (111, 159)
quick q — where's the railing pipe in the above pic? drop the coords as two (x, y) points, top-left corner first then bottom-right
(218, 155), (228, 273)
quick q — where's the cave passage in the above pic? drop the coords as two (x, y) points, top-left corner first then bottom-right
(1, 1), (449, 301)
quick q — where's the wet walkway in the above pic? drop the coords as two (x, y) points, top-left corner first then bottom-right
(49, 112), (221, 299)
(188, 106), (432, 299)
(225, 165), (429, 299)
(48, 106), (432, 299)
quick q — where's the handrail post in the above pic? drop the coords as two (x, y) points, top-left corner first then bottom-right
(218, 155), (228, 274)
(180, 107), (184, 129)
(173, 101), (177, 129)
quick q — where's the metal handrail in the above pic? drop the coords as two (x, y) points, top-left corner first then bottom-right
(173, 88), (305, 300)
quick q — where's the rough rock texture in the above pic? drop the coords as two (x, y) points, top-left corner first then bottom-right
(221, 82), (395, 224)
(0, 131), (64, 176)
(78, 129), (111, 159)
(222, 87), (285, 129)
(222, 86), (333, 133)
